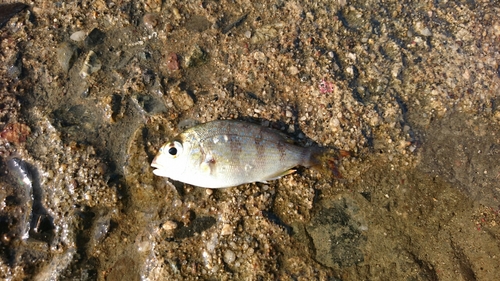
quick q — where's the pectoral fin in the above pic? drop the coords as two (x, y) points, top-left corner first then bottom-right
(200, 153), (216, 175)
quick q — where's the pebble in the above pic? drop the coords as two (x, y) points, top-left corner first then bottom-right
(162, 220), (177, 231)
(221, 223), (233, 236)
(185, 45), (207, 68)
(1, 123), (31, 144)
(223, 249), (236, 264)
(169, 84), (194, 110)
(85, 28), (106, 47)
(79, 50), (101, 78)
(253, 51), (267, 63)
(7, 65), (21, 79)
(419, 27), (432, 37)
(415, 22), (432, 37)
(288, 66), (299, 75)
(70, 30), (86, 42)
(166, 52), (180, 71)
(143, 13), (159, 29)
(0, 3), (28, 28)
(56, 42), (77, 73)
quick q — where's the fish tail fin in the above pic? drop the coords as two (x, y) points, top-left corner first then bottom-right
(305, 146), (351, 179)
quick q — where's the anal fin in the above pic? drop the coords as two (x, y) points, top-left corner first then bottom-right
(263, 169), (296, 181)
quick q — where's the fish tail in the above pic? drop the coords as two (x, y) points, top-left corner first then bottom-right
(305, 146), (350, 179)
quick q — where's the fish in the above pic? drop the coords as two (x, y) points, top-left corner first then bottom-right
(151, 120), (344, 188)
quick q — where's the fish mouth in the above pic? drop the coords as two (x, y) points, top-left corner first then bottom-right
(151, 157), (168, 177)
(151, 157), (159, 168)
(151, 157), (161, 173)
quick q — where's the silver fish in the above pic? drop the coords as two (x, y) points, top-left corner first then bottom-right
(151, 120), (327, 188)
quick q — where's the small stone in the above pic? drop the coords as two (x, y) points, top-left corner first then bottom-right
(221, 223), (233, 236)
(70, 30), (86, 42)
(0, 3), (28, 29)
(80, 50), (101, 78)
(223, 249), (236, 264)
(56, 42), (77, 73)
(143, 13), (159, 30)
(85, 28), (106, 47)
(0, 123), (31, 144)
(162, 220), (177, 231)
(166, 52), (180, 71)
(171, 7), (182, 20)
(185, 45), (207, 68)
(420, 27), (432, 36)
(285, 110), (293, 118)
(7, 65), (20, 80)
(253, 51), (267, 63)
(329, 118), (340, 128)
(244, 30), (252, 38)
(169, 83), (194, 110)
(415, 22), (432, 37)
(288, 66), (299, 75)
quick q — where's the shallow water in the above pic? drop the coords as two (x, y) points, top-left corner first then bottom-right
(1, 0), (499, 280)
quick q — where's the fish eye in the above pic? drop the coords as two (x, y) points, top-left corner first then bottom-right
(167, 141), (183, 158)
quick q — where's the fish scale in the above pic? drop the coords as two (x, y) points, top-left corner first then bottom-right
(151, 120), (320, 188)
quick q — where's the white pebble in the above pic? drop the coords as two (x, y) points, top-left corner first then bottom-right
(162, 220), (177, 231)
(221, 223), (233, 236)
(253, 51), (267, 63)
(223, 249), (236, 264)
(420, 27), (432, 37)
(288, 66), (299, 75)
(70, 30), (86, 42)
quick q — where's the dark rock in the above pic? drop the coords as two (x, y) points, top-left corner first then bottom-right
(174, 216), (216, 239)
(0, 3), (28, 28)
(306, 197), (367, 268)
(85, 28), (106, 47)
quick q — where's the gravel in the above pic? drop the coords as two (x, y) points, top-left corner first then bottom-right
(0, 0), (499, 280)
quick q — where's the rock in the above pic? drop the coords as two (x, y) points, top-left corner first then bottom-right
(56, 42), (77, 73)
(306, 198), (367, 268)
(415, 22), (432, 37)
(220, 223), (233, 236)
(223, 249), (236, 264)
(143, 13), (159, 30)
(253, 51), (267, 63)
(185, 15), (211, 32)
(0, 3), (28, 28)
(162, 220), (178, 231)
(0, 123), (30, 144)
(85, 28), (106, 47)
(288, 66), (299, 75)
(168, 83), (194, 110)
(79, 50), (101, 78)
(184, 45), (207, 68)
(70, 30), (86, 42)
(166, 52), (180, 71)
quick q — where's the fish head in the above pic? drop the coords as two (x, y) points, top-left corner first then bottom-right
(151, 138), (192, 180)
